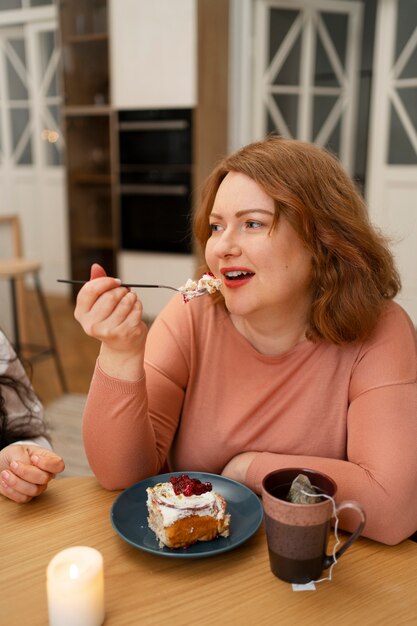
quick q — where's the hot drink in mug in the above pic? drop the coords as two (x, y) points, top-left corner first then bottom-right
(262, 468), (366, 584)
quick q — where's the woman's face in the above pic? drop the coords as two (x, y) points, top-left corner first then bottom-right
(205, 171), (313, 321)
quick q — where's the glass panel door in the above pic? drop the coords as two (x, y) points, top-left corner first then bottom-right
(0, 19), (62, 169)
(33, 25), (63, 166)
(366, 0), (417, 323)
(0, 27), (33, 165)
(253, 0), (363, 174)
(387, 0), (417, 164)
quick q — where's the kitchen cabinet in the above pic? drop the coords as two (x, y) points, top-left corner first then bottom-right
(109, 0), (196, 109)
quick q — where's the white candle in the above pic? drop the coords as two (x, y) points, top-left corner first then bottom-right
(47, 546), (105, 626)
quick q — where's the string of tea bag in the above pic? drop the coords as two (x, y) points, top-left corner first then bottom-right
(300, 488), (341, 584)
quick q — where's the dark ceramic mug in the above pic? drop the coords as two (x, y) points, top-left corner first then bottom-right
(262, 468), (366, 584)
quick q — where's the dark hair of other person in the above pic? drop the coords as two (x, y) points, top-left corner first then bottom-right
(193, 135), (401, 345)
(0, 353), (51, 449)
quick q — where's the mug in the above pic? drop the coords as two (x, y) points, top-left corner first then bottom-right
(262, 468), (366, 584)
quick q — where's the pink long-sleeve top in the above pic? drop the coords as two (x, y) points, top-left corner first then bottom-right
(83, 296), (417, 544)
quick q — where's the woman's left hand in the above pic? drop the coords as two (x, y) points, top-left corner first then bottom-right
(0, 444), (65, 503)
(221, 451), (258, 484)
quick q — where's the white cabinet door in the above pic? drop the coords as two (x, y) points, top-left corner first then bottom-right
(109, 0), (196, 109)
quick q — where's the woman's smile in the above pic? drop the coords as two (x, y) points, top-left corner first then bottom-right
(220, 266), (255, 288)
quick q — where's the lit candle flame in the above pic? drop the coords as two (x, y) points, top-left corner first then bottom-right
(69, 563), (79, 580)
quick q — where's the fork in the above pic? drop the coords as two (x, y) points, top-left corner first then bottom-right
(56, 279), (208, 298)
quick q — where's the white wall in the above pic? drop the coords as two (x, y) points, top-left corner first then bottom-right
(0, 171), (69, 296)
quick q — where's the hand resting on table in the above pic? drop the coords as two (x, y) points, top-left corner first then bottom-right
(0, 444), (65, 503)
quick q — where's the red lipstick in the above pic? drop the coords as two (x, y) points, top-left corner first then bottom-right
(221, 267), (255, 288)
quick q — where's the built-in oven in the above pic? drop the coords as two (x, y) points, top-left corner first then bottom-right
(117, 108), (193, 254)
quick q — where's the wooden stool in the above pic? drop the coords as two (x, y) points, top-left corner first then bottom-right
(0, 216), (67, 393)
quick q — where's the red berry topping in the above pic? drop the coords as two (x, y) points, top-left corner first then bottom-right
(169, 474), (212, 497)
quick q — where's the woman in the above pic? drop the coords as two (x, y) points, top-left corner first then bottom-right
(74, 137), (417, 545)
(0, 330), (65, 502)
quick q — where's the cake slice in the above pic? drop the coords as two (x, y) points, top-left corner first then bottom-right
(146, 474), (231, 549)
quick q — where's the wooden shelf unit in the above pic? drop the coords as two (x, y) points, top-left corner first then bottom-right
(58, 0), (117, 292)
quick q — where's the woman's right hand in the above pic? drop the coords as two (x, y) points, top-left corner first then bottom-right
(74, 263), (148, 379)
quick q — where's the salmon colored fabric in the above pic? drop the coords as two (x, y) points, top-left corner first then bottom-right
(83, 296), (417, 544)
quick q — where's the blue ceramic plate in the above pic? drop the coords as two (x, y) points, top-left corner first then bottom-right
(110, 471), (263, 559)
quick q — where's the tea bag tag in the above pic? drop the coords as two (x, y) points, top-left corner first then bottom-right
(292, 582), (316, 591)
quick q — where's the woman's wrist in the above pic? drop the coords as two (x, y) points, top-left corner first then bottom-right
(98, 343), (145, 381)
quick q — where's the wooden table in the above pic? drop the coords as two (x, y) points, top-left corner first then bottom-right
(2, 477), (417, 626)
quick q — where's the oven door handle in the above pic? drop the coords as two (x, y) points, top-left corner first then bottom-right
(119, 184), (188, 196)
(118, 120), (189, 131)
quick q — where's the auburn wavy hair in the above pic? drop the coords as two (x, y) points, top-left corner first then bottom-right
(193, 136), (401, 345)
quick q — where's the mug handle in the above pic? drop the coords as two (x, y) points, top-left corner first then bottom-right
(323, 500), (366, 569)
